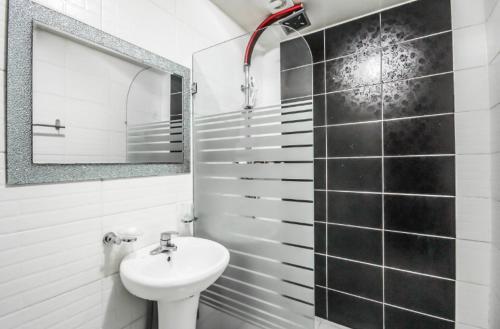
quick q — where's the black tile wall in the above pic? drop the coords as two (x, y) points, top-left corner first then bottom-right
(305, 31), (325, 63)
(280, 36), (316, 70)
(327, 158), (382, 192)
(314, 127), (326, 158)
(384, 115), (455, 155)
(383, 73), (455, 119)
(385, 232), (455, 278)
(385, 269), (455, 320)
(327, 122), (382, 157)
(315, 286), (327, 318)
(326, 85), (382, 125)
(281, 65), (313, 99)
(325, 13), (381, 59)
(281, 0), (456, 327)
(327, 225), (382, 264)
(384, 195), (455, 236)
(382, 32), (453, 82)
(384, 156), (455, 195)
(315, 222), (326, 254)
(315, 254), (327, 286)
(328, 291), (383, 329)
(314, 191), (326, 222)
(380, 0), (452, 45)
(314, 159), (326, 190)
(314, 62), (326, 94)
(326, 49), (382, 92)
(385, 306), (455, 329)
(313, 95), (326, 126)
(327, 258), (383, 300)
(328, 192), (382, 228)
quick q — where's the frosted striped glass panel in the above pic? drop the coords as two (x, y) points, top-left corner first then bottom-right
(126, 119), (183, 163)
(194, 99), (314, 329)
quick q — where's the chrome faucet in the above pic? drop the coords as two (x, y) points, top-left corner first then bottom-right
(150, 231), (178, 255)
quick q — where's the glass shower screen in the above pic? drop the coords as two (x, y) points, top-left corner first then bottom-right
(193, 24), (314, 329)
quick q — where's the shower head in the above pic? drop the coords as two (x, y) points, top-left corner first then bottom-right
(280, 8), (311, 34)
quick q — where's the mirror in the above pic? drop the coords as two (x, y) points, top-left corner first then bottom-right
(6, 0), (190, 185)
(32, 25), (184, 164)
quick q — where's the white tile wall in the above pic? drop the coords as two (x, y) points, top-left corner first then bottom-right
(453, 24), (488, 70)
(456, 281), (490, 328)
(487, 0), (500, 328)
(452, 0), (486, 29)
(0, 0), (244, 328)
(454, 66), (490, 112)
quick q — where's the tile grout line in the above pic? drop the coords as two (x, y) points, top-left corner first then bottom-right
(379, 11), (386, 329)
(322, 27), (329, 322)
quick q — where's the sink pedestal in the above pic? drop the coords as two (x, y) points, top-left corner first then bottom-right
(157, 293), (200, 329)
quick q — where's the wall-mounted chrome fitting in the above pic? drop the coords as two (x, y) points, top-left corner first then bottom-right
(103, 228), (142, 246)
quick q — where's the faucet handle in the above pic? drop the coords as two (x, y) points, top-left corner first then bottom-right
(161, 231), (179, 241)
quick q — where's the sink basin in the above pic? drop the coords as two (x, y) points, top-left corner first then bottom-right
(120, 236), (229, 329)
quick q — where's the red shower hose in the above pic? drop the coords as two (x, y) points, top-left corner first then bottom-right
(243, 3), (304, 66)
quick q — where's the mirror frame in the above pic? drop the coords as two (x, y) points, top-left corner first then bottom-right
(6, 0), (191, 185)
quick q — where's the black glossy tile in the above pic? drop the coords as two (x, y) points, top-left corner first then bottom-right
(381, 0), (451, 45)
(281, 65), (313, 100)
(327, 225), (382, 264)
(315, 254), (327, 286)
(384, 115), (455, 155)
(326, 49), (381, 92)
(385, 231), (455, 278)
(385, 195), (455, 237)
(315, 223), (326, 254)
(328, 158), (382, 192)
(328, 192), (382, 228)
(315, 286), (327, 319)
(382, 33), (453, 82)
(385, 305), (454, 329)
(327, 122), (382, 157)
(326, 85), (382, 125)
(327, 258), (383, 301)
(170, 93), (183, 118)
(314, 62), (325, 95)
(170, 74), (183, 93)
(315, 190), (327, 222)
(313, 95), (326, 126)
(305, 30), (325, 63)
(314, 127), (326, 158)
(385, 269), (455, 320)
(280, 36), (315, 70)
(328, 290), (383, 329)
(383, 73), (455, 119)
(325, 13), (381, 59)
(384, 157), (455, 195)
(314, 159), (326, 190)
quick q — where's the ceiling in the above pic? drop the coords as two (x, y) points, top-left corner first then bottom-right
(210, 0), (415, 34)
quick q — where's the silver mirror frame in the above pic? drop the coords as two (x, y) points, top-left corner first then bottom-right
(6, 0), (191, 185)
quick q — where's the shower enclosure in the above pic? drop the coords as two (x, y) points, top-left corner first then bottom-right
(193, 25), (315, 329)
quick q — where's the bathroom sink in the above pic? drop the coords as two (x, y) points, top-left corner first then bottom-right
(120, 236), (229, 329)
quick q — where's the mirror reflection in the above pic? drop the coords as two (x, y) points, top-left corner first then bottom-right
(32, 25), (184, 164)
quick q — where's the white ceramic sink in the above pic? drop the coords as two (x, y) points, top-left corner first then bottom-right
(120, 236), (229, 329)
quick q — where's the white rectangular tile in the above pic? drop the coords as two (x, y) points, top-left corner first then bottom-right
(490, 56), (500, 108)
(453, 24), (488, 70)
(456, 197), (492, 242)
(452, 0), (486, 28)
(0, 75), (4, 154)
(456, 281), (490, 328)
(455, 110), (491, 154)
(492, 152), (500, 201)
(457, 239), (491, 285)
(456, 154), (492, 198)
(454, 66), (490, 112)
(486, 0), (500, 62)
